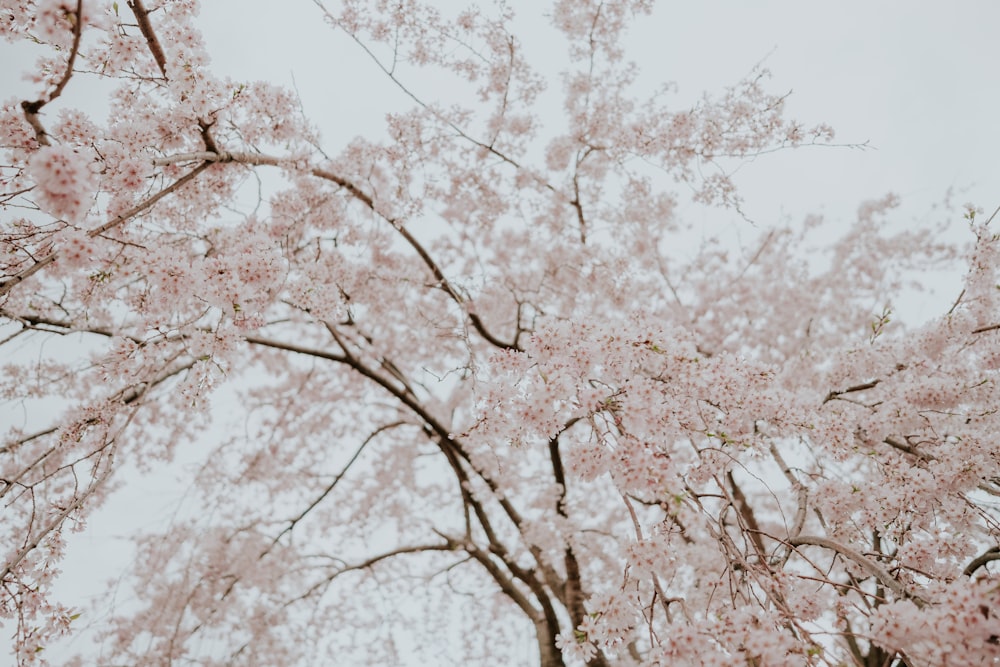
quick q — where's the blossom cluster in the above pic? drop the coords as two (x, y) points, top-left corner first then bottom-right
(26, 145), (94, 222)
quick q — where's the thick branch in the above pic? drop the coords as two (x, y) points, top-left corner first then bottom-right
(881, 436), (934, 463)
(462, 541), (544, 625)
(127, 0), (168, 78)
(548, 434), (610, 667)
(727, 470), (767, 558)
(265, 421), (408, 552)
(245, 331), (566, 650)
(964, 546), (1000, 577)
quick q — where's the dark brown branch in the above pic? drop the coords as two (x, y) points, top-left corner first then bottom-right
(462, 541), (544, 624)
(882, 436), (934, 462)
(316, 164), (517, 349)
(127, 0), (168, 79)
(90, 161), (213, 236)
(47, 0), (85, 102)
(569, 172), (587, 245)
(727, 470), (767, 558)
(19, 0), (85, 145)
(0, 311), (116, 338)
(548, 433), (610, 667)
(319, 327), (549, 597)
(456, 535), (565, 666)
(245, 330), (566, 653)
(972, 323), (1000, 335)
(823, 380), (879, 404)
(341, 543), (455, 574)
(430, 429), (564, 650)
(243, 333), (346, 364)
(285, 542), (458, 609)
(964, 546), (1000, 577)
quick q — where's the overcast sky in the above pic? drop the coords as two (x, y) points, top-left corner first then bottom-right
(4, 2), (996, 228)
(193, 0), (1000, 223)
(4, 0), (1000, 660)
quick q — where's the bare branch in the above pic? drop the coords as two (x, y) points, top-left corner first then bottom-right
(964, 546), (1000, 577)
(265, 421), (409, 551)
(823, 380), (879, 404)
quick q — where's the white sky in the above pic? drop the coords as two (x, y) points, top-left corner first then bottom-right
(195, 0), (1000, 223)
(4, 0), (1000, 661)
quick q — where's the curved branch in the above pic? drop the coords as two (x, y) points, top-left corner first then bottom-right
(19, 0), (84, 145)
(461, 540), (544, 624)
(788, 535), (926, 607)
(292, 543), (455, 604)
(964, 546), (1000, 577)
(154, 149), (519, 351)
(244, 331), (566, 644)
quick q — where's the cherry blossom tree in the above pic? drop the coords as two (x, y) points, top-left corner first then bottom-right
(2, 0), (999, 665)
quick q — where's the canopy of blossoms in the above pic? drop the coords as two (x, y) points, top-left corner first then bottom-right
(1, 1), (998, 665)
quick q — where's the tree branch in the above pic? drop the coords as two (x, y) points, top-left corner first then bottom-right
(788, 536), (926, 607)
(964, 546), (1000, 577)
(823, 380), (879, 404)
(19, 0), (84, 145)
(0, 161), (212, 298)
(153, 150), (519, 350)
(264, 421), (409, 552)
(126, 0), (168, 79)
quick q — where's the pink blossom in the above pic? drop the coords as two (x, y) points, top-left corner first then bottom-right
(0, 1), (997, 665)
(26, 145), (95, 222)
